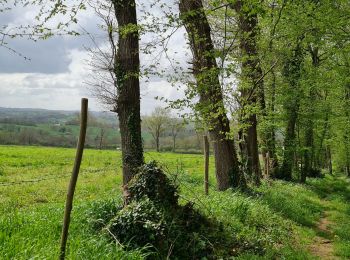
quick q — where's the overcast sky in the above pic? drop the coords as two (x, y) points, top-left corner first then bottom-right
(0, 1), (188, 114)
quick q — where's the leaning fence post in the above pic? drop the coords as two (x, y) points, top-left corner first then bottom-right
(60, 98), (88, 260)
(203, 135), (209, 195)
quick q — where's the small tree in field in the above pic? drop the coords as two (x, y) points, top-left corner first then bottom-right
(143, 107), (171, 152)
(168, 118), (184, 152)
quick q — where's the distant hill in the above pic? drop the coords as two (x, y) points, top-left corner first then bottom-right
(0, 107), (118, 126)
(0, 107), (120, 149)
(0, 107), (201, 152)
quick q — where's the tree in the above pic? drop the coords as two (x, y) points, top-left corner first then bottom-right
(179, 0), (244, 190)
(143, 107), (171, 152)
(230, 0), (263, 185)
(85, 0), (144, 187)
(168, 117), (184, 152)
(112, 0), (144, 186)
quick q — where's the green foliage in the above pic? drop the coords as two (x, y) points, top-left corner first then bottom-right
(104, 161), (218, 258)
(106, 198), (167, 249)
(85, 199), (121, 231)
(127, 161), (178, 206)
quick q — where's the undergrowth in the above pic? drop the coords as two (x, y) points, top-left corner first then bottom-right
(86, 162), (230, 259)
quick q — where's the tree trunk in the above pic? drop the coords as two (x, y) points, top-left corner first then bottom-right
(156, 135), (160, 152)
(179, 0), (244, 190)
(281, 109), (298, 181)
(99, 128), (104, 150)
(279, 37), (304, 181)
(231, 0), (262, 185)
(113, 0), (144, 186)
(302, 46), (321, 182)
(266, 67), (279, 176)
(345, 81), (350, 178)
(326, 145), (333, 175)
(172, 135), (176, 152)
(317, 106), (330, 169)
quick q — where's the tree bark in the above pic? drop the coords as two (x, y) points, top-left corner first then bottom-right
(179, 0), (244, 190)
(231, 0), (262, 185)
(113, 0), (144, 186)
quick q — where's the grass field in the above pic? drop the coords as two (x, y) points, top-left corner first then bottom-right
(1, 145), (350, 259)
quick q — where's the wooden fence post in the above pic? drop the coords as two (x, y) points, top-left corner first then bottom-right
(203, 135), (209, 195)
(60, 98), (88, 260)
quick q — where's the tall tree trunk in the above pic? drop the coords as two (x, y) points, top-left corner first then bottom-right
(302, 46), (320, 182)
(231, 0), (262, 185)
(113, 0), (144, 186)
(345, 83), (350, 177)
(172, 135), (176, 152)
(179, 0), (244, 190)
(156, 135), (160, 152)
(266, 69), (279, 176)
(301, 124), (313, 183)
(317, 105), (330, 169)
(326, 145), (333, 175)
(260, 1), (281, 178)
(279, 37), (304, 181)
(99, 128), (104, 150)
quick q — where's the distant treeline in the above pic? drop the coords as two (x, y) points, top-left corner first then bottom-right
(0, 118), (37, 126)
(0, 108), (203, 153)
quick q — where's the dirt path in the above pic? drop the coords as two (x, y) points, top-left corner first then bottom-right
(308, 211), (339, 260)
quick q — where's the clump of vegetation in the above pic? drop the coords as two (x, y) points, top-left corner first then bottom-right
(88, 162), (227, 258)
(126, 161), (179, 207)
(107, 198), (167, 249)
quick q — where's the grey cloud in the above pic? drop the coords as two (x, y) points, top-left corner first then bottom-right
(0, 3), (100, 74)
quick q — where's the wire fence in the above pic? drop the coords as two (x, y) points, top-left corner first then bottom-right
(0, 166), (117, 187)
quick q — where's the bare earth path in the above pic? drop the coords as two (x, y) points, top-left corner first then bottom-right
(308, 207), (340, 259)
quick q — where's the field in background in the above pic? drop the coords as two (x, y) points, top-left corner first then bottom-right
(1, 145), (350, 259)
(0, 145), (214, 211)
(0, 107), (203, 152)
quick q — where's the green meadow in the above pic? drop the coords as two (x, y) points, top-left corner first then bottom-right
(1, 145), (349, 259)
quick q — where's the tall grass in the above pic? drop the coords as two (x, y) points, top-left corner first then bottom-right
(1, 146), (349, 258)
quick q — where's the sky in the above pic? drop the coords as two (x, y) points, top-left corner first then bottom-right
(0, 1), (188, 114)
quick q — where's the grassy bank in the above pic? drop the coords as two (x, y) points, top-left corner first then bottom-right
(0, 145), (349, 259)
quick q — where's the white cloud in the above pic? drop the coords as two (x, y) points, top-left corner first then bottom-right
(0, 47), (186, 113)
(0, 0), (189, 113)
